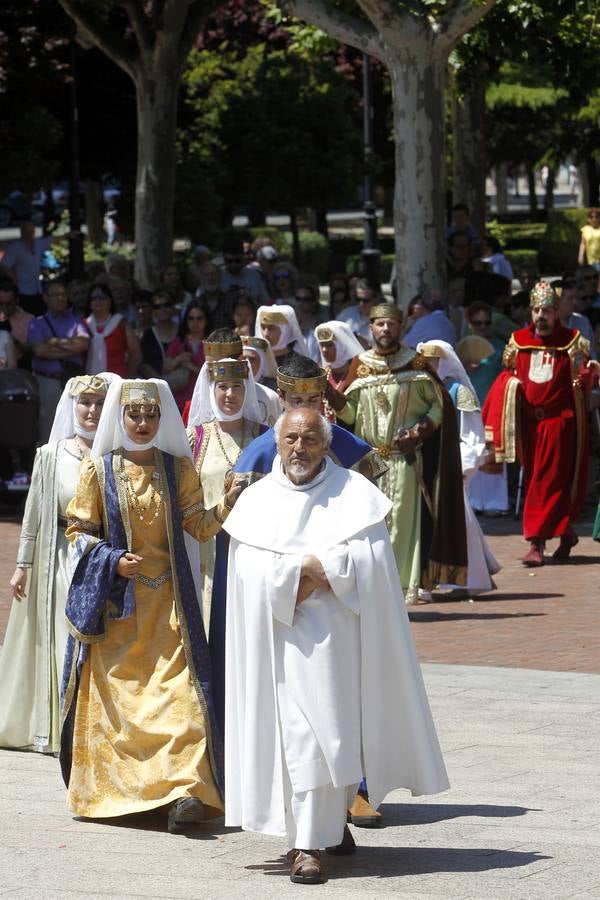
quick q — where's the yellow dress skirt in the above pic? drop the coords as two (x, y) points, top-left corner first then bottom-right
(64, 455), (226, 819)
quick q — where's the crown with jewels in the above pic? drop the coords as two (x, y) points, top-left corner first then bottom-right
(529, 280), (558, 309)
(241, 335), (269, 352)
(207, 359), (249, 382)
(120, 380), (161, 412)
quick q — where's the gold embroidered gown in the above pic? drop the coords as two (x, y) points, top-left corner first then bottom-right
(64, 454), (227, 818)
(187, 420), (260, 631)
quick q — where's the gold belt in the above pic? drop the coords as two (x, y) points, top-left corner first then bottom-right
(135, 568), (172, 589)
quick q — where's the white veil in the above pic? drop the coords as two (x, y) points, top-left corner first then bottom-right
(417, 339), (478, 396)
(315, 320), (364, 369)
(242, 336), (277, 382)
(255, 304), (308, 355)
(48, 372), (114, 446)
(92, 377), (192, 459)
(187, 359), (263, 427)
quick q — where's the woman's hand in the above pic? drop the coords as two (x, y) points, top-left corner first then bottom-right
(10, 567), (27, 601)
(224, 476), (248, 510)
(116, 552), (144, 578)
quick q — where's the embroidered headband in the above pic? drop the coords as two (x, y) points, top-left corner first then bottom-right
(241, 335), (269, 352)
(260, 310), (290, 326)
(315, 325), (335, 343)
(68, 375), (110, 397)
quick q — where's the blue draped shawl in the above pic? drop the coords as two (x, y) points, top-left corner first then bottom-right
(59, 450), (224, 796)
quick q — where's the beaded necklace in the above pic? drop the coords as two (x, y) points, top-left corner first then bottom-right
(119, 456), (164, 523)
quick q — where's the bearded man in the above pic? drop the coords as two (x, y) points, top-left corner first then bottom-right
(223, 408), (449, 884)
(483, 280), (595, 565)
(328, 303), (467, 604)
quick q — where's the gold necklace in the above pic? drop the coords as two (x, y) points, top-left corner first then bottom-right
(213, 419), (246, 470)
(119, 457), (164, 523)
(73, 435), (89, 459)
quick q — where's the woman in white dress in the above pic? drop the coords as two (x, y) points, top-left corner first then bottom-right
(418, 340), (500, 595)
(0, 373), (111, 752)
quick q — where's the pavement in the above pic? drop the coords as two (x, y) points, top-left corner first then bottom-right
(0, 504), (599, 898)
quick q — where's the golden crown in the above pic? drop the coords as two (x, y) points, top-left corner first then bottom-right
(369, 303), (403, 323)
(241, 335), (269, 352)
(529, 280), (558, 308)
(276, 369), (327, 394)
(202, 339), (243, 360)
(207, 359), (249, 382)
(120, 381), (161, 410)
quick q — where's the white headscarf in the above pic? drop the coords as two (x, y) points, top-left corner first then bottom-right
(242, 339), (277, 383)
(187, 359), (263, 427)
(417, 339), (478, 397)
(255, 304), (308, 355)
(86, 313), (123, 374)
(315, 320), (364, 369)
(92, 377), (192, 459)
(47, 373), (113, 445)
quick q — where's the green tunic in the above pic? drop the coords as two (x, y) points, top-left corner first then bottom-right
(339, 347), (443, 595)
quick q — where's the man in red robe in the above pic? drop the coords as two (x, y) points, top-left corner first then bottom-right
(483, 281), (595, 566)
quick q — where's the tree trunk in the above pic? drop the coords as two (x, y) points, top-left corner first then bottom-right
(584, 155), (600, 206)
(452, 78), (486, 239)
(388, 46), (446, 310)
(289, 209), (300, 268)
(85, 179), (104, 247)
(134, 70), (179, 289)
(495, 163), (508, 215)
(315, 208), (328, 238)
(527, 166), (538, 215)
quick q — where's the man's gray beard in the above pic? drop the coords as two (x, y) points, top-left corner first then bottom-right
(285, 459), (321, 485)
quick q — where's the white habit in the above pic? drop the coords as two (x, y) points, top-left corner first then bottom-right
(224, 457), (449, 849)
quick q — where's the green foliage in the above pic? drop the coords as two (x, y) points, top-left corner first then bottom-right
(539, 210), (587, 272)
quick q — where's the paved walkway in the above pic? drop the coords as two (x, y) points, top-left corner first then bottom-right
(0, 664), (598, 899)
(1, 504), (599, 897)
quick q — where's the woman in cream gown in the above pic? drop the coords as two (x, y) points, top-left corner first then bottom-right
(0, 374), (111, 752)
(186, 358), (266, 733)
(60, 379), (243, 833)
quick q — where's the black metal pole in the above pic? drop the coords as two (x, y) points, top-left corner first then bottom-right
(361, 53), (380, 288)
(68, 24), (84, 278)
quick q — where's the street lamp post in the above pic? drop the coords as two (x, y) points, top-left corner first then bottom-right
(68, 24), (84, 278)
(361, 53), (380, 288)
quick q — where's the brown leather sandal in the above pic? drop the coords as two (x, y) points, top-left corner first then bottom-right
(288, 848), (323, 884)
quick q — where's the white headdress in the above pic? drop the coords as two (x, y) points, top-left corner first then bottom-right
(187, 358), (263, 427)
(315, 320), (363, 369)
(92, 378), (192, 459)
(416, 339), (478, 396)
(241, 334), (277, 382)
(47, 373), (113, 446)
(255, 304), (308, 355)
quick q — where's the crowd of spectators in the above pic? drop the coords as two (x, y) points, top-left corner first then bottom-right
(0, 210), (599, 489)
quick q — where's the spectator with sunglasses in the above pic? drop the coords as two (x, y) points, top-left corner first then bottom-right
(575, 265), (600, 313)
(139, 290), (179, 378)
(272, 261), (298, 307)
(220, 237), (269, 305)
(165, 301), (208, 410)
(337, 277), (381, 347)
(557, 274), (596, 358)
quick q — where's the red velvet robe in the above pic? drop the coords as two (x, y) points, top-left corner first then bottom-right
(483, 322), (593, 540)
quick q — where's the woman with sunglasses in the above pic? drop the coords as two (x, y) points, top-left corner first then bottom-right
(272, 261), (298, 306)
(85, 283), (141, 378)
(140, 290), (178, 379)
(164, 301), (208, 411)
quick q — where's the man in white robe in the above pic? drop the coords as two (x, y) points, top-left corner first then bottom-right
(224, 408), (449, 884)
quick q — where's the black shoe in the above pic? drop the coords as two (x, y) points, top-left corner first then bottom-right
(326, 824), (357, 855)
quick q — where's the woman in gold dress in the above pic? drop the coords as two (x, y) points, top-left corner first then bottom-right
(186, 358), (266, 734)
(61, 378), (242, 833)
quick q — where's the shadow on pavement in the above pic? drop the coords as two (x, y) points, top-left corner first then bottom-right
(548, 554), (598, 565)
(408, 611), (546, 622)
(431, 592), (564, 604)
(249, 845), (551, 880)
(379, 801), (534, 825)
